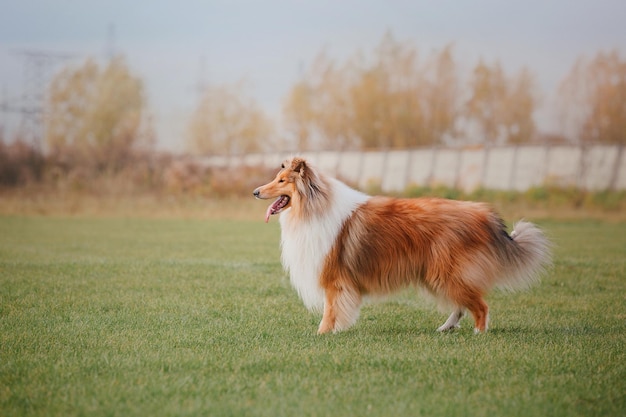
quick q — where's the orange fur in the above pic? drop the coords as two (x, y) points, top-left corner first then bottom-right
(254, 157), (551, 334)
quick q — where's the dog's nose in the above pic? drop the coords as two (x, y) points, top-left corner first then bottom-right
(253, 188), (260, 198)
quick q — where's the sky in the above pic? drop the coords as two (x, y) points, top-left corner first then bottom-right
(1, 0), (625, 152)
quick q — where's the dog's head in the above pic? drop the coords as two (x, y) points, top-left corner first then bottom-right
(253, 157), (326, 222)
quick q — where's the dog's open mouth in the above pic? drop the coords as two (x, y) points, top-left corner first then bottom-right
(265, 195), (290, 223)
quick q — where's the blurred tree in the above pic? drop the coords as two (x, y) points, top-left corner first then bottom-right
(0, 138), (45, 186)
(423, 44), (460, 145)
(350, 32), (424, 149)
(188, 83), (273, 155)
(283, 80), (315, 150)
(312, 55), (354, 150)
(559, 50), (626, 144)
(503, 67), (537, 144)
(466, 60), (537, 145)
(283, 52), (354, 150)
(46, 57), (146, 170)
(283, 33), (462, 150)
(466, 60), (508, 145)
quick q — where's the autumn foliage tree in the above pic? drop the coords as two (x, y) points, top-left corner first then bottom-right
(465, 60), (537, 145)
(559, 50), (626, 145)
(423, 45), (460, 145)
(284, 33), (541, 151)
(187, 84), (274, 155)
(284, 33), (451, 150)
(45, 56), (148, 171)
(349, 33), (424, 149)
(283, 80), (316, 150)
(283, 34), (468, 150)
(465, 60), (507, 145)
(283, 54), (353, 150)
(503, 68), (537, 144)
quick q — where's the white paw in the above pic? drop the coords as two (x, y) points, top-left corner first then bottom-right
(437, 323), (461, 332)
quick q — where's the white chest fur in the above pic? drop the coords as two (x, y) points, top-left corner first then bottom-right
(279, 180), (369, 312)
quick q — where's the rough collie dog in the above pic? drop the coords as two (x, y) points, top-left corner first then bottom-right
(253, 157), (551, 334)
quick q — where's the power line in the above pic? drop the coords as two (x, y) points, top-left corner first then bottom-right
(3, 49), (75, 149)
(195, 55), (208, 103)
(106, 23), (116, 61)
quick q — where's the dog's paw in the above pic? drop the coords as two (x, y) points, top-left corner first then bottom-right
(317, 322), (333, 335)
(436, 323), (461, 332)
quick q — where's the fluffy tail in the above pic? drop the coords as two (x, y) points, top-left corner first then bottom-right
(496, 220), (552, 291)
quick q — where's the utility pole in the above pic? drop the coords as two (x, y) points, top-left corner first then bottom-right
(0, 84), (7, 141)
(105, 23), (116, 62)
(7, 49), (74, 150)
(195, 55), (208, 103)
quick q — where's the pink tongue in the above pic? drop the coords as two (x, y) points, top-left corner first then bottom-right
(264, 196), (285, 223)
(265, 204), (273, 223)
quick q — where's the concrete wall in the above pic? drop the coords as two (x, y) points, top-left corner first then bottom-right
(201, 144), (626, 192)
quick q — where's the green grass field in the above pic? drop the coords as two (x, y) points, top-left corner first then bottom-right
(1, 215), (625, 416)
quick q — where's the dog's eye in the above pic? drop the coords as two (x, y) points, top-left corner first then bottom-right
(278, 178), (285, 183)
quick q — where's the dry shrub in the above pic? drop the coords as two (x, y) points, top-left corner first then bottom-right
(162, 158), (211, 196)
(0, 139), (277, 200)
(0, 140), (45, 187)
(161, 159), (276, 198)
(208, 165), (276, 198)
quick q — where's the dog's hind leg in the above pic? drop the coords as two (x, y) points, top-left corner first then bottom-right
(317, 283), (361, 334)
(437, 308), (465, 332)
(466, 297), (489, 333)
(445, 285), (489, 333)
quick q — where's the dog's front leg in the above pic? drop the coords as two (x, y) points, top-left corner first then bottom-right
(317, 283), (361, 334)
(317, 298), (336, 334)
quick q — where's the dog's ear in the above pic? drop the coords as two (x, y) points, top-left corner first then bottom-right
(291, 158), (307, 177)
